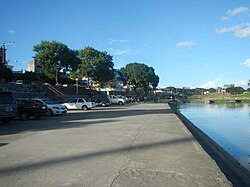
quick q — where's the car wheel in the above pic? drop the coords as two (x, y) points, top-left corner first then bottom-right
(101, 102), (106, 107)
(82, 105), (88, 110)
(47, 109), (53, 117)
(20, 113), (29, 121)
(118, 101), (123, 105)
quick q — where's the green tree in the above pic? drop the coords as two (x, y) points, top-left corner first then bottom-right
(208, 88), (216, 93)
(226, 87), (245, 94)
(121, 62), (159, 92)
(148, 67), (159, 89)
(33, 40), (80, 84)
(76, 47), (114, 87)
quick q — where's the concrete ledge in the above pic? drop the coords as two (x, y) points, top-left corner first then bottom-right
(169, 103), (250, 187)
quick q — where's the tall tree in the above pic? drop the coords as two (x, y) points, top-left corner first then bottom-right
(121, 62), (159, 92)
(33, 40), (80, 84)
(77, 47), (114, 87)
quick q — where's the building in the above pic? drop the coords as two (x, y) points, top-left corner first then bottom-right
(27, 60), (43, 74)
(27, 60), (36, 72)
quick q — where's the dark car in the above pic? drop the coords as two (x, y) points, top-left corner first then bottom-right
(90, 95), (110, 107)
(17, 99), (48, 121)
(0, 92), (18, 123)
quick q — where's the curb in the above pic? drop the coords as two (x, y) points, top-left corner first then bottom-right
(169, 103), (250, 187)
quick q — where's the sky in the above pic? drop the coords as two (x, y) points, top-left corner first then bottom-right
(1, 0), (250, 88)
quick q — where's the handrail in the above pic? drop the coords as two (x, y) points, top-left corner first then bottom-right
(38, 77), (65, 96)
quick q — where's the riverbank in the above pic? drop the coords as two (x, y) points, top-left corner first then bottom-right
(170, 103), (250, 186)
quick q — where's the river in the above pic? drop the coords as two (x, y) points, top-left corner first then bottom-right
(178, 103), (250, 171)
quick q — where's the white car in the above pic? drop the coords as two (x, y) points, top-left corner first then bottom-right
(62, 98), (96, 110)
(32, 99), (67, 116)
(108, 95), (125, 105)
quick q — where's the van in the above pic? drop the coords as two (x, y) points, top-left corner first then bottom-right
(0, 92), (18, 123)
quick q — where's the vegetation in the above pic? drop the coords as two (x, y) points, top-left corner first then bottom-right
(0, 64), (13, 82)
(226, 86), (245, 94)
(121, 63), (159, 93)
(33, 41), (115, 87)
(33, 40), (80, 84)
(32, 40), (160, 92)
(163, 86), (250, 104)
(74, 47), (115, 88)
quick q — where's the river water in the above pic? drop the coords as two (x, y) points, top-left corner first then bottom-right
(178, 103), (250, 171)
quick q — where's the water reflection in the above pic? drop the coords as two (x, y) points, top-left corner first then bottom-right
(179, 103), (250, 171)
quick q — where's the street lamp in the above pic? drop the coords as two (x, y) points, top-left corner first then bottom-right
(75, 78), (79, 95)
(55, 61), (60, 85)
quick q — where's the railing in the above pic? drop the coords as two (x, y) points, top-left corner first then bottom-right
(38, 77), (65, 96)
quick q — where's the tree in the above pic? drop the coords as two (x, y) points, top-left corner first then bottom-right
(121, 62), (159, 92)
(226, 87), (245, 94)
(33, 40), (80, 84)
(0, 64), (13, 82)
(148, 67), (159, 90)
(76, 47), (114, 87)
(208, 88), (216, 93)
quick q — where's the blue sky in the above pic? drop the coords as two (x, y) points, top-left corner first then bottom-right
(1, 0), (250, 88)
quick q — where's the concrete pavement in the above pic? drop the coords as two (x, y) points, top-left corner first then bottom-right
(0, 103), (232, 186)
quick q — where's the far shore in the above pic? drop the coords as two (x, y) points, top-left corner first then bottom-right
(177, 92), (250, 104)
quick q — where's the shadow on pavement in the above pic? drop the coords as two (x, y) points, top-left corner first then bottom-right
(0, 136), (193, 175)
(0, 105), (173, 136)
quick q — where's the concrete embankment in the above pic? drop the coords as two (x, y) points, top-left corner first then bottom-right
(0, 103), (239, 186)
(170, 102), (250, 187)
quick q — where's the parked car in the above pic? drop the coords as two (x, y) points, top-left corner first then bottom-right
(62, 98), (96, 110)
(90, 95), (110, 107)
(118, 95), (132, 103)
(0, 92), (18, 123)
(108, 95), (125, 105)
(32, 99), (67, 116)
(16, 99), (48, 121)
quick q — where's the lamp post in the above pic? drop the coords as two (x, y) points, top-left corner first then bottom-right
(55, 61), (60, 85)
(75, 78), (79, 95)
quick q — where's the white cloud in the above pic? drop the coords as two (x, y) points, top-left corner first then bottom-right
(243, 58), (250, 67)
(8, 29), (16, 34)
(235, 80), (248, 87)
(108, 39), (130, 44)
(215, 27), (233, 34)
(176, 41), (197, 48)
(215, 23), (250, 38)
(107, 48), (130, 55)
(220, 16), (229, 21)
(227, 7), (249, 16)
(201, 74), (224, 88)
